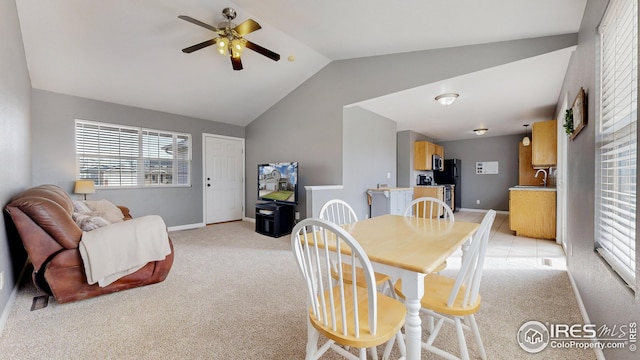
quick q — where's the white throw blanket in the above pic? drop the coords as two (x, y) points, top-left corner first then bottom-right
(78, 215), (171, 287)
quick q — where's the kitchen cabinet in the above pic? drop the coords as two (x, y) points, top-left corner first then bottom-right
(414, 141), (444, 171)
(433, 144), (444, 161)
(509, 188), (556, 239)
(367, 188), (413, 217)
(532, 120), (557, 168)
(413, 186), (444, 218)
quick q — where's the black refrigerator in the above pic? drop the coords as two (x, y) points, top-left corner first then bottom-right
(433, 159), (461, 211)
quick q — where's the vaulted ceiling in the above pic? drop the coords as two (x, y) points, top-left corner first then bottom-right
(15, 0), (587, 141)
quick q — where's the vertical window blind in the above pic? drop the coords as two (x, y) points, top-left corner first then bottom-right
(595, 0), (638, 290)
(75, 120), (191, 187)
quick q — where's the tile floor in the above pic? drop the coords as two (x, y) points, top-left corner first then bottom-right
(454, 210), (567, 270)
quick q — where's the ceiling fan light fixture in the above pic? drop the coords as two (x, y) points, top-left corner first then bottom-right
(473, 128), (488, 136)
(435, 93), (459, 106)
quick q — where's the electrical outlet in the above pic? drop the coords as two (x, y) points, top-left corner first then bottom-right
(386, 172), (391, 179)
(476, 200), (480, 205)
(295, 211), (300, 220)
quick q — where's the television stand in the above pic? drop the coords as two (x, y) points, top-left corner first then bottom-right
(255, 202), (294, 238)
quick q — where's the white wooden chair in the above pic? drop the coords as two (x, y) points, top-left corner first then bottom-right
(394, 210), (496, 360)
(319, 199), (396, 298)
(403, 196), (455, 220)
(292, 218), (407, 360)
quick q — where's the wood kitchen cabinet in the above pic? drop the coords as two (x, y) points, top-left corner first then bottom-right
(413, 186), (444, 218)
(532, 120), (557, 167)
(414, 141), (444, 171)
(509, 188), (556, 239)
(433, 144), (444, 160)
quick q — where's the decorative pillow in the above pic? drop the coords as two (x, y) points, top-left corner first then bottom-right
(73, 200), (93, 214)
(73, 213), (111, 232)
(84, 199), (124, 223)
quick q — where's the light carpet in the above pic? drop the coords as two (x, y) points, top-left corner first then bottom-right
(0, 220), (595, 359)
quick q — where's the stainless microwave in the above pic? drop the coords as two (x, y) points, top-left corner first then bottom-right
(432, 155), (443, 171)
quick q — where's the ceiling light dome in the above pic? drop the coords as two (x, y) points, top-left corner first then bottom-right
(435, 93), (459, 106)
(473, 128), (488, 136)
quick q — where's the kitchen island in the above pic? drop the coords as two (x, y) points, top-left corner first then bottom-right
(509, 186), (556, 239)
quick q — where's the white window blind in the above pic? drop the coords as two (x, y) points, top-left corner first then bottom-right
(76, 120), (191, 187)
(595, 0), (638, 290)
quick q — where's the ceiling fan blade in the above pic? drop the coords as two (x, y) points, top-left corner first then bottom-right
(178, 15), (220, 33)
(231, 56), (243, 71)
(234, 19), (261, 36)
(245, 41), (280, 62)
(181, 39), (216, 53)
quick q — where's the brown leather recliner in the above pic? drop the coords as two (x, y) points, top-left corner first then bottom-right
(4, 184), (174, 303)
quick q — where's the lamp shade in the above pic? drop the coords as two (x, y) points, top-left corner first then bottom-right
(74, 180), (95, 195)
(522, 124), (530, 146)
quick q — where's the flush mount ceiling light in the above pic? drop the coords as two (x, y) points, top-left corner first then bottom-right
(435, 93), (459, 106)
(473, 128), (488, 136)
(522, 124), (531, 146)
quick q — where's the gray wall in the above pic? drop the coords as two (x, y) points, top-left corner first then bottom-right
(560, 1), (640, 359)
(343, 107), (397, 219)
(0, 0), (31, 328)
(245, 34), (579, 218)
(30, 89), (244, 227)
(437, 134), (521, 211)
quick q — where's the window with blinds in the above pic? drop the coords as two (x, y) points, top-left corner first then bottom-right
(75, 120), (191, 187)
(595, 0), (638, 291)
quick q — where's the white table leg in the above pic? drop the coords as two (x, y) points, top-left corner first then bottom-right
(401, 271), (426, 360)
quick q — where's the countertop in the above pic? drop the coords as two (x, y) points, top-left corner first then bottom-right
(509, 186), (557, 192)
(414, 185), (445, 188)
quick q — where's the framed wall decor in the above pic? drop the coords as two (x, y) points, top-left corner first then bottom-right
(570, 87), (587, 140)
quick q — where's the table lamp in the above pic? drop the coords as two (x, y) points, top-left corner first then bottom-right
(74, 180), (95, 200)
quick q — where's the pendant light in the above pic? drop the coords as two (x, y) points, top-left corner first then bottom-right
(522, 124), (531, 146)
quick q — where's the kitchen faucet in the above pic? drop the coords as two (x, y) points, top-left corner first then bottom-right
(535, 169), (548, 187)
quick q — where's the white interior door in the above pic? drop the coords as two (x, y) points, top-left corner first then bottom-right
(204, 134), (244, 224)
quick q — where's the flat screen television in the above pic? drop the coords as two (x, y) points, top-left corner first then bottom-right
(258, 162), (298, 205)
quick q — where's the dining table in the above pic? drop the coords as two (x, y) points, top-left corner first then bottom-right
(339, 214), (480, 360)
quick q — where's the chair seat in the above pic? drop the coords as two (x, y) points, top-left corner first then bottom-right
(394, 273), (481, 316)
(331, 263), (391, 287)
(310, 286), (406, 348)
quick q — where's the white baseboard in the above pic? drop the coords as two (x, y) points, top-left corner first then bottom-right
(458, 208), (509, 215)
(0, 283), (18, 338)
(0, 262), (28, 338)
(169, 219), (257, 231)
(566, 270), (605, 360)
(167, 223), (205, 232)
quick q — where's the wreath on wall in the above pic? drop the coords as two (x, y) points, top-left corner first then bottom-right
(563, 108), (574, 136)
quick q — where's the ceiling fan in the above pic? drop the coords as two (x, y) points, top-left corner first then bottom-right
(178, 7), (280, 71)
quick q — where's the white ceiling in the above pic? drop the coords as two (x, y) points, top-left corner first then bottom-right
(15, 0), (587, 141)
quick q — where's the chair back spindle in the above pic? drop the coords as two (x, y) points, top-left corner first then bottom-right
(404, 197), (454, 221)
(292, 219), (378, 339)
